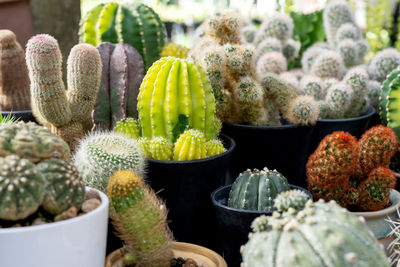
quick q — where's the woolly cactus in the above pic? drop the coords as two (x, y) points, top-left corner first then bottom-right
(94, 42), (145, 130)
(173, 129), (207, 161)
(204, 11), (241, 45)
(255, 14), (293, 43)
(79, 3), (165, 70)
(279, 72), (300, 94)
(223, 44), (253, 77)
(160, 43), (189, 59)
(273, 189), (309, 212)
(301, 46), (328, 73)
(300, 75), (324, 100)
(338, 39), (358, 67)
(323, 0), (354, 46)
(325, 83), (353, 119)
(206, 139), (226, 157)
(114, 118), (140, 139)
(343, 67), (369, 117)
(228, 168), (290, 211)
(282, 39), (299, 61)
(368, 48), (400, 82)
(310, 51), (345, 80)
(242, 199), (389, 267)
(137, 57), (217, 142)
(37, 158), (85, 215)
(367, 80), (381, 110)
(0, 155), (45, 221)
(256, 52), (287, 75)
(150, 137), (173, 161)
(254, 38), (282, 61)
(335, 23), (361, 42)
(0, 122), (70, 163)
(241, 24), (257, 44)
(26, 34), (101, 149)
(0, 30), (30, 111)
(73, 132), (145, 192)
(286, 95), (319, 125)
(107, 170), (173, 266)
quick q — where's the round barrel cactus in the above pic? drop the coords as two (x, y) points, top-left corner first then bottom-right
(79, 2), (165, 70)
(173, 129), (207, 161)
(37, 159), (86, 215)
(228, 168), (290, 211)
(0, 155), (45, 221)
(242, 199), (389, 267)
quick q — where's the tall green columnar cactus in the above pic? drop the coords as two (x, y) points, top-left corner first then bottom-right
(228, 168), (290, 211)
(107, 170), (173, 266)
(242, 199), (389, 267)
(26, 34), (101, 150)
(94, 42), (145, 130)
(79, 3), (165, 70)
(137, 57), (217, 142)
(0, 30), (30, 111)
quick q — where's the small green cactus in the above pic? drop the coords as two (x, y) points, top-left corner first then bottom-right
(114, 118), (140, 139)
(273, 189), (309, 212)
(300, 75), (324, 100)
(255, 13), (293, 43)
(282, 39), (299, 61)
(368, 48), (400, 82)
(173, 129), (207, 161)
(150, 137), (173, 161)
(160, 43), (189, 59)
(223, 44), (253, 77)
(342, 67), (369, 117)
(279, 72), (300, 94)
(206, 139), (226, 157)
(337, 39), (358, 67)
(254, 37), (282, 61)
(310, 51), (345, 80)
(256, 52), (287, 75)
(325, 83), (353, 119)
(204, 11), (241, 45)
(301, 46), (328, 73)
(286, 95), (320, 125)
(137, 137), (152, 158)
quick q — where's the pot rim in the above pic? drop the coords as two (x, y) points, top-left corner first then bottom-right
(0, 186), (108, 233)
(223, 121), (311, 130)
(351, 189), (400, 217)
(211, 184), (312, 215)
(317, 106), (375, 123)
(146, 134), (235, 165)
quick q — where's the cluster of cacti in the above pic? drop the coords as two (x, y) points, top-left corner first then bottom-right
(93, 42), (144, 131)
(227, 168), (290, 211)
(79, 2), (165, 70)
(0, 30), (30, 111)
(73, 132), (146, 192)
(242, 198), (389, 267)
(0, 122), (86, 222)
(107, 170), (173, 266)
(160, 43), (189, 59)
(26, 34), (101, 150)
(190, 11), (319, 126)
(307, 125), (398, 211)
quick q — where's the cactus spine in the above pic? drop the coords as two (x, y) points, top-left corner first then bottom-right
(80, 3), (165, 70)
(26, 34), (101, 149)
(0, 30), (30, 111)
(107, 170), (173, 266)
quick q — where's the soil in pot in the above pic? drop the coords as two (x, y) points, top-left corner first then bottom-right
(211, 184), (312, 267)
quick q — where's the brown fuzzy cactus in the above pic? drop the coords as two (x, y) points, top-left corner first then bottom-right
(0, 30), (30, 111)
(26, 34), (101, 150)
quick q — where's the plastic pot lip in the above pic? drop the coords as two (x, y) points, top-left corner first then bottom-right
(146, 133), (235, 165)
(317, 106), (375, 123)
(223, 121), (311, 130)
(0, 186), (109, 234)
(351, 189), (400, 217)
(211, 184), (312, 215)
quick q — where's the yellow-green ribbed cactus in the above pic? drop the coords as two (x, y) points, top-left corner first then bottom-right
(206, 139), (226, 157)
(26, 34), (101, 150)
(160, 43), (189, 59)
(137, 57), (218, 143)
(173, 129), (207, 161)
(150, 137), (173, 161)
(107, 170), (173, 267)
(137, 137), (152, 158)
(114, 118), (140, 139)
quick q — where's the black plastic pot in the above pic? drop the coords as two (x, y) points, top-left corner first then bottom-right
(146, 134), (235, 251)
(1, 110), (36, 123)
(221, 122), (314, 187)
(308, 106), (375, 155)
(211, 184), (312, 267)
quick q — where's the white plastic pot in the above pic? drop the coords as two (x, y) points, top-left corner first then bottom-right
(0, 187), (109, 267)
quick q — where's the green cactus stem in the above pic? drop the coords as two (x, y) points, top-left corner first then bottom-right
(173, 129), (207, 161)
(206, 139), (226, 157)
(114, 118), (140, 139)
(150, 137), (173, 161)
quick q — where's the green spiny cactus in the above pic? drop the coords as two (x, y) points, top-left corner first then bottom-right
(282, 39), (299, 61)
(367, 80), (381, 110)
(273, 189), (309, 212)
(310, 51), (345, 80)
(286, 95), (320, 125)
(0, 122), (70, 163)
(150, 137), (173, 161)
(323, 0), (354, 47)
(160, 43), (189, 59)
(254, 37), (282, 61)
(228, 168), (290, 211)
(94, 42), (145, 130)
(73, 132), (145, 192)
(37, 158), (85, 215)
(223, 44), (253, 78)
(0, 155), (45, 221)
(114, 118), (140, 139)
(255, 13), (293, 43)
(241, 24), (258, 44)
(137, 57), (218, 142)
(107, 170), (173, 267)
(137, 137), (152, 158)
(335, 23), (361, 42)
(368, 48), (400, 82)
(26, 34), (101, 149)
(0, 30), (30, 111)
(337, 39), (358, 67)
(325, 83), (353, 119)
(173, 129), (207, 161)
(204, 11), (241, 45)
(206, 139), (226, 157)
(300, 75), (324, 100)
(256, 52), (287, 75)
(242, 199), (389, 267)
(79, 3), (165, 70)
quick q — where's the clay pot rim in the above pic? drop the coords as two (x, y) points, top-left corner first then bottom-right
(351, 189), (400, 217)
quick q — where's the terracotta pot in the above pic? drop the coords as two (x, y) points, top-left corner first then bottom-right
(105, 242), (227, 267)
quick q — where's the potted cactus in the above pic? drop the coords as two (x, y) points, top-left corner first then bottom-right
(307, 125), (400, 248)
(211, 167), (311, 266)
(190, 11), (320, 186)
(0, 30), (34, 122)
(0, 122), (108, 267)
(104, 169), (227, 267)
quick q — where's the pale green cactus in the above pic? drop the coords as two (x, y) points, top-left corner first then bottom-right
(323, 0), (354, 47)
(286, 95), (320, 125)
(254, 37), (282, 61)
(335, 23), (361, 42)
(300, 75), (324, 100)
(255, 13), (293, 43)
(241, 24), (258, 44)
(256, 52), (287, 75)
(206, 139), (226, 157)
(114, 118), (140, 139)
(368, 48), (400, 82)
(311, 51), (345, 80)
(273, 189), (309, 212)
(325, 83), (353, 119)
(338, 39), (358, 67)
(283, 39), (299, 61)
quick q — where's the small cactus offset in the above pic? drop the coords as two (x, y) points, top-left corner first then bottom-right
(228, 168), (290, 211)
(94, 42), (145, 130)
(204, 11), (241, 45)
(150, 137), (173, 161)
(160, 43), (189, 59)
(256, 52), (287, 75)
(173, 129), (207, 161)
(0, 30), (30, 111)
(310, 51), (345, 80)
(286, 95), (319, 125)
(79, 3), (165, 70)
(114, 118), (140, 139)
(254, 38), (283, 61)
(273, 189), (309, 212)
(369, 48), (400, 82)
(241, 24), (258, 44)
(137, 137), (152, 158)
(255, 13), (293, 44)
(107, 170), (173, 266)
(323, 0), (354, 47)
(206, 139), (226, 157)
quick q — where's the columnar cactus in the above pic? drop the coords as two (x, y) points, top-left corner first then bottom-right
(242, 199), (389, 267)
(228, 168), (290, 211)
(173, 129), (207, 161)
(137, 57), (218, 142)
(114, 118), (140, 139)
(73, 132), (145, 192)
(325, 83), (353, 119)
(107, 170), (173, 266)
(79, 2), (165, 70)
(94, 42), (145, 130)
(0, 30), (30, 111)
(160, 43), (189, 59)
(26, 34), (101, 149)
(368, 48), (400, 82)
(323, 0), (354, 47)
